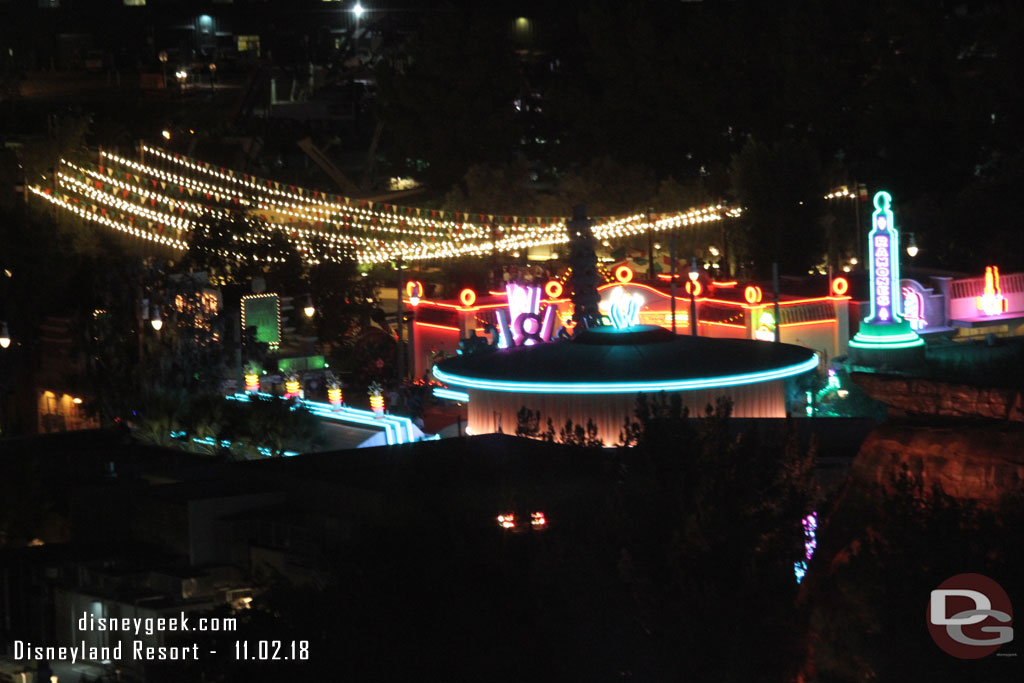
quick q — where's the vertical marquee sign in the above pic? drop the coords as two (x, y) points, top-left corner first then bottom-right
(849, 191), (924, 355)
(866, 192), (900, 323)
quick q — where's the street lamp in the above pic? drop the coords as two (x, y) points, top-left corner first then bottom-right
(158, 50), (168, 88)
(0, 321), (10, 349)
(906, 233), (919, 258)
(150, 306), (163, 331)
(302, 294), (315, 318)
(353, 3), (365, 47)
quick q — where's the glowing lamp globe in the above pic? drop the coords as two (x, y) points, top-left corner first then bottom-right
(328, 386), (343, 407)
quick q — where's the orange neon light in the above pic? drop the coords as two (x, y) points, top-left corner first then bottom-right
(831, 277), (849, 296)
(405, 280), (424, 299)
(744, 285), (763, 304)
(712, 281), (738, 287)
(976, 266), (1008, 315)
(414, 321), (461, 333)
(700, 320), (746, 328)
(545, 280), (564, 298)
(684, 280), (703, 297)
(614, 265), (634, 283)
(486, 290), (509, 297)
(459, 289), (477, 307)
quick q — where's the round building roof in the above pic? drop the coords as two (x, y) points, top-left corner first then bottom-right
(434, 325), (818, 394)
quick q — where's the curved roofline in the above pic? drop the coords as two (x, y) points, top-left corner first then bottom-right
(433, 354), (819, 394)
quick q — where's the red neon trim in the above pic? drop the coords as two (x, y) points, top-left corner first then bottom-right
(831, 277), (849, 296)
(414, 321), (461, 332)
(712, 281), (738, 287)
(486, 290), (509, 297)
(459, 289), (477, 307)
(780, 319), (838, 328)
(778, 296), (849, 306)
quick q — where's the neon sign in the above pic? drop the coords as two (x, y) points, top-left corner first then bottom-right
(607, 286), (643, 329)
(865, 192), (905, 324)
(433, 354), (820, 394)
(902, 286), (926, 331)
(849, 191), (924, 352)
(492, 283), (559, 348)
(976, 266), (1008, 316)
(754, 310), (776, 341)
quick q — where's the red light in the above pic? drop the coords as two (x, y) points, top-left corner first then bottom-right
(544, 280), (564, 299)
(459, 288), (477, 307)
(614, 265), (633, 283)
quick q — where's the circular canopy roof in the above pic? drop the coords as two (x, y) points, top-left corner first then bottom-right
(434, 325), (818, 394)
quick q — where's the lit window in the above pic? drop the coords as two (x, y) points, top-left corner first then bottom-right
(237, 35), (261, 55)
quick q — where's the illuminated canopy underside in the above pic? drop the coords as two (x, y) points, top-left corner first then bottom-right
(434, 326), (818, 394)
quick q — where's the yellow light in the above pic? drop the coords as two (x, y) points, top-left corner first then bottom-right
(369, 394), (385, 412)
(328, 387), (342, 406)
(72, 397), (83, 404)
(285, 380), (300, 397)
(161, 130), (171, 140)
(245, 373), (260, 393)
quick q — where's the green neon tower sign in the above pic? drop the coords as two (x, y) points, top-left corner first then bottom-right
(849, 191), (924, 351)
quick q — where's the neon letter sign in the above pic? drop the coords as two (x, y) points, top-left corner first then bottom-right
(866, 192), (903, 324)
(848, 191), (924, 352)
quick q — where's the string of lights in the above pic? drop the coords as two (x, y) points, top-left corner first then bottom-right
(31, 146), (744, 265)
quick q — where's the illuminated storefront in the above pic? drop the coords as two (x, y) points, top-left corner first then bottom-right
(409, 274), (849, 379)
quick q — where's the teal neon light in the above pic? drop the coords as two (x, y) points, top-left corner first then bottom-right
(434, 387), (470, 402)
(847, 336), (925, 350)
(432, 355), (819, 394)
(847, 330), (923, 344)
(228, 392), (418, 445)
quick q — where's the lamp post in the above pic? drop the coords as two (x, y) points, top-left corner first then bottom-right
(688, 257), (698, 337)
(0, 321), (9, 349)
(158, 50), (168, 89)
(353, 3), (365, 48)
